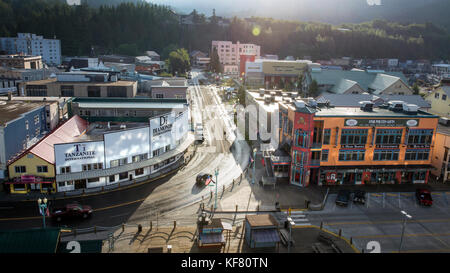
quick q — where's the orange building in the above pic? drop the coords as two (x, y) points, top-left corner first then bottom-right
(277, 100), (439, 187)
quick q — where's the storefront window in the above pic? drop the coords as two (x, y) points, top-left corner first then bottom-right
(375, 129), (402, 145)
(323, 129), (331, 145)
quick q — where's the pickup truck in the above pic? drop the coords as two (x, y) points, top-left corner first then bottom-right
(51, 203), (93, 222)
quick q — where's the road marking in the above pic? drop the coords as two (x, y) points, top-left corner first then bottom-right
(371, 193), (382, 197)
(326, 218), (450, 226)
(354, 232), (450, 239)
(0, 216), (42, 221)
(432, 193), (442, 196)
(401, 193), (412, 196)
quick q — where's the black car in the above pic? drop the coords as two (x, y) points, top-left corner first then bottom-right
(196, 173), (212, 187)
(353, 190), (366, 205)
(335, 190), (350, 206)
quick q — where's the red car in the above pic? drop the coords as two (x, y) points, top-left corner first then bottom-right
(416, 189), (433, 206)
(51, 203), (93, 222)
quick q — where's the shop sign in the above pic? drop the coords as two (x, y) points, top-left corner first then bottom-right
(407, 144), (430, 148)
(345, 119), (419, 127)
(341, 144), (365, 148)
(326, 172), (337, 183)
(152, 115), (173, 136)
(64, 144), (96, 161)
(375, 144), (399, 148)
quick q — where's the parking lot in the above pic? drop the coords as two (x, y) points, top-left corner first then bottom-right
(307, 191), (450, 253)
(324, 191), (450, 212)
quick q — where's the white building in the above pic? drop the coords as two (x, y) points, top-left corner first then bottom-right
(0, 33), (62, 66)
(54, 109), (191, 192)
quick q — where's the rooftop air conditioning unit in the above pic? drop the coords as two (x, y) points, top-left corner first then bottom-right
(359, 101), (374, 112)
(403, 104), (419, 114)
(439, 117), (450, 126)
(259, 88), (265, 97)
(388, 100), (405, 112)
(294, 100), (306, 109)
(264, 95), (271, 104)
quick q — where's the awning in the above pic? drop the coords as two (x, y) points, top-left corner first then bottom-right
(5, 181), (54, 185)
(252, 229), (280, 243)
(199, 233), (225, 245)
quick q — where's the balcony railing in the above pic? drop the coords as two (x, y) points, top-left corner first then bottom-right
(311, 143), (322, 149)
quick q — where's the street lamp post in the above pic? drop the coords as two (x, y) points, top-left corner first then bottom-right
(37, 198), (48, 228)
(399, 210), (412, 253)
(214, 168), (219, 210)
(252, 148), (257, 185)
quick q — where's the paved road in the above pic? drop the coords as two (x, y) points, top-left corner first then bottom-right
(307, 191), (450, 253)
(0, 71), (250, 231)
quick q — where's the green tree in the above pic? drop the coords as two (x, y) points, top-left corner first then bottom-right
(308, 79), (319, 97)
(412, 82), (420, 95)
(167, 48), (191, 75)
(209, 47), (222, 73)
(237, 85), (246, 106)
(117, 43), (140, 56)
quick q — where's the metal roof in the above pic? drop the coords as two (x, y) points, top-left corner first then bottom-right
(246, 214), (278, 227)
(0, 228), (60, 253)
(315, 107), (438, 118)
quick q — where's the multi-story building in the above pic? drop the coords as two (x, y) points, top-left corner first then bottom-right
(424, 79), (450, 118)
(0, 33), (61, 65)
(432, 64), (450, 77)
(0, 96), (61, 181)
(431, 121), (450, 183)
(5, 102), (192, 193)
(304, 68), (413, 96)
(275, 100), (439, 187)
(0, 54), (43, 69)
(0, 66), (58, 95)
(244, 59), (318, 89)
(18, 71), (137, 98)
(211, 41), (261, 75)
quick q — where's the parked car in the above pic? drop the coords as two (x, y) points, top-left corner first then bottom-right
(51, 203), (93, 222)
(416, 188), (433, 206)
(335, 190), (350, 206)
(195, 123), (204, 142)
(196, 173), (212, 187)
(353, 190), (366, 205)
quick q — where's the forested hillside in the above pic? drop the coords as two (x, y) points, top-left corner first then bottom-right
(0, 0), (448, 60)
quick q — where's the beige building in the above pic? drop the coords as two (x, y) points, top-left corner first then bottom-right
(18, 72), (137, 98)
(0, 54), (42, 69)
(431, 124), (450, 182)
(425, 81), (450, 118)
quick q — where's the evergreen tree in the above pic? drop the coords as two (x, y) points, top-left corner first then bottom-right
(308, 79), (319, 97)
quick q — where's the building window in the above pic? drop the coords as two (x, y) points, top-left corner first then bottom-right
(60, 166), (71, 174)
(340, 129), (368, 145)
(135, 168), (144, 176)
(407, 129), (433, 145)
(435, 93), (440, 99)
(58, 182), (65, 187)
(87, 177), (99, 183)
(443, 94), (447, 101)
(119, 172), (128, 180)
(109, 175), (115, 182)
(35, 128), (40, 136)
(37, 166), (48, 173)
(323, 129), (331, 145)
(375, 129), (402, 145)
(15, 166), (26, 173)
(26, 85), (47, 96)
(132, 154), (148, 163)
(405, 149), (430, 160)
(25, 120), (29, 130)
(373, 150), (399, 161)
(87, 86), (101, 97)
(60, 85), (74, 97)
(34, 115), (39, 125)
(338, 150), (365, 161)
(107, 86), (127, 97)
(321, 150), (329, 161)
(111, 158), (126, 167)
(155, 94), (164, 99)
(294, 129), (309, 148)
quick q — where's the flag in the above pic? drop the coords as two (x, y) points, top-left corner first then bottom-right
(46, 206), (50, 216)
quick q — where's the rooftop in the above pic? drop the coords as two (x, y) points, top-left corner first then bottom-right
(70, 97), (188, 109)
(245, 214), (278, 227)
(437, 124), (450, 136)
(23, 78), (136, 86)
(80, 122), (150, 141)
(315, 107), (438, 118)
(0, 100), (54, 126)
(316, 93), (431, 108)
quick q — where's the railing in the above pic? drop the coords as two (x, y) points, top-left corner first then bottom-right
(311, 143), (322, 149)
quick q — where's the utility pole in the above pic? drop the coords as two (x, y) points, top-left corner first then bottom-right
(214, 168), (219, 210)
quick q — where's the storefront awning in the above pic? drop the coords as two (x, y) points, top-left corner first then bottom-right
(320, 165), (434, 171)
(252, 229), (280, 244)
(5, 181), (54, 185)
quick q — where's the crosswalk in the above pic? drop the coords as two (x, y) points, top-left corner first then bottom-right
(282, 210), (312, 226)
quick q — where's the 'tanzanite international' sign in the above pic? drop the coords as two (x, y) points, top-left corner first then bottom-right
(345, 119), (419, 127)
(64, 144), (96, 161)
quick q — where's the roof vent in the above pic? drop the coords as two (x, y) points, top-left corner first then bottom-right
(264, 95), (271, 104)
(359, 101), (374, 112)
